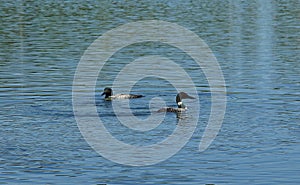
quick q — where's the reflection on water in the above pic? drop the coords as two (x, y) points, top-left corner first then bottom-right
(1, 1), (299, 184)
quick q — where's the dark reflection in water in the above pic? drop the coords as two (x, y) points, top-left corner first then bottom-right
(1, 1), (299, 184)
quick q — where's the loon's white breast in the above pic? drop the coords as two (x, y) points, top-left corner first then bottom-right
(157, 107), (187, 113)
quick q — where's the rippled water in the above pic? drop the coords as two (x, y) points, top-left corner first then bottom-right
(1, 1), (299, 184)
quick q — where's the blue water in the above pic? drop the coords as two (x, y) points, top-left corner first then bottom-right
(1, 1), (299, 184)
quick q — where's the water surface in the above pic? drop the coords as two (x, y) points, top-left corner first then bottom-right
(1, 1), (299, 184)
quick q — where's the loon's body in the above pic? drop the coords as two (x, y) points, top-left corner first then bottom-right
(157, 92), (195, 113)
(157, 107), (187, 113)
(101, 87), (144, 101)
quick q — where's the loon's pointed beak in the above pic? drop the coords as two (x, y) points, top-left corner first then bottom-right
(187, 95), (196, 99)
(101, 92), (105, 96)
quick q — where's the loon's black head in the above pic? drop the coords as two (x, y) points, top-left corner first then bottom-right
(176, 92), (195, 108)
(101, 87), (113, 98)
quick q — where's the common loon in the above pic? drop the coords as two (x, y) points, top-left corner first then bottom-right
(101, 87), (144, 101)
(157, 92), (195, 113)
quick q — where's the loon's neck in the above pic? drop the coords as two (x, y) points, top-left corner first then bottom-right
(177, 101), (186, 109)
(103, 92), (113, 100)
(176, 94), (184, 108)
